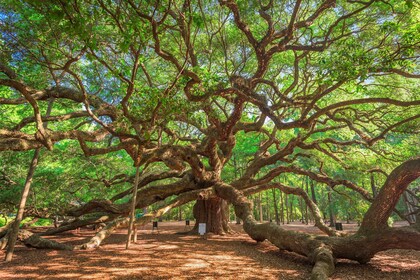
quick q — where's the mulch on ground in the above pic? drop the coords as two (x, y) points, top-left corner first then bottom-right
(1, 221), (419, 279)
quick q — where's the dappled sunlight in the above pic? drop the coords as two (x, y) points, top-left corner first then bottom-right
(1, 222), (419, 279)
(370, 250), (420, 272)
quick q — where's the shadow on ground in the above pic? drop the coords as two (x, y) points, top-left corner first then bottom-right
(1, 222), (419, 279)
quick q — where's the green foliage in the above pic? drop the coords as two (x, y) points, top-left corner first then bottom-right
(0, 0), (418, 227)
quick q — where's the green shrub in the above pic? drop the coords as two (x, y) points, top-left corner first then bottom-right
(0, 216), (7, 227)
(32, 218), (53, 226)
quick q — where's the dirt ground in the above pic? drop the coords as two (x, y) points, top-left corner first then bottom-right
(1, 221), (419, 279)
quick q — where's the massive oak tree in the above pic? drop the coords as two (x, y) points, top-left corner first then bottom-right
(1, 0), (419, 278)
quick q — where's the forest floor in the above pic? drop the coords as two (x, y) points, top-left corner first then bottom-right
(1, 221), (419, 279)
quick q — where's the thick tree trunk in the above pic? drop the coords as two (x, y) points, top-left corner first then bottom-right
(192, 197), (231, 234)
(360, 158), (420, 233)
(214, 158), (420, 279)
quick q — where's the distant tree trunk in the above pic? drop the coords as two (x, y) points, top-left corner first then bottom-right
(310, 180), (317, 204)
(178, 206), (182, 221)
(272, 189), (280, 225)
(265, 192), (271, 221)
(285, 194), (289, 224)
(328, 191), (336, 227)
(5, 149), (40, 262)
(305, 177), (310, 224)
(403, 191), (417, 224)
(279, 191), (284, 224)
(299, 197), (305, 223)
(192, 197), (230, 234)
(126, 165), (141, 248)
(258, 192), (263, 222)
(370, 173), (378, 197)
(289, 195), (294, 222)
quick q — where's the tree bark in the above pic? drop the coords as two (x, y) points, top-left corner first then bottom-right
(126, 165), (141, 248)
(5, 149), (40, 262)
(280, 190), (284, 224)
(370, 173), (378, 197)
(360, 158), (420, 234)
(272, 189), (280, 225)
(258, 192), (263, 222)
(178, 206), (182, 221)
(285, 193), (289, 224)
(327, 192), (336, 227)
(265, 192), (271, 222)
(192, 197), (230, 234)
(5, 99), (53, 262)
(214, 158), (420, 279)
(403, 191), (417, 224)
(289, 195), (294, 222)
(18, 229), (73, 250)
(310, 180), (318, 204)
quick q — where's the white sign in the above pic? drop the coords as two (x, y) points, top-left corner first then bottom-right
(198, 223), (206, 235)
